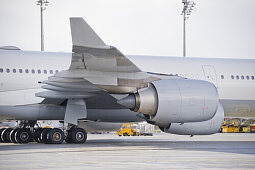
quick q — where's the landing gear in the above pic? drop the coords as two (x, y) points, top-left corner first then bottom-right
(65, 127), (87, 144)
(0, 121), (88, 144)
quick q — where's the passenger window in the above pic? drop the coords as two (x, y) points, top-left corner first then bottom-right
(221, 75), (224, 79)
(19, 69), (22, 73)
(25, 69), (29, 73)
(0, 68), (3, 73)
(6, 69), (10, 73)
(31, 69), (35, 74)
(231, 75), (234, 79)
(236, 75), (239, 80)
(252, 76), (254, 80)
(13, 69), (16, 73)
(55, 70), (59, 73)
(37, 70), (41, 74)
(241, 76), (244, 80)
(246, 76), (249, 80)
(50, 70), (53, 74)
(44, 70), (47, 74)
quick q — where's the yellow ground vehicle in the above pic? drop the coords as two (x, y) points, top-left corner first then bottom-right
(222, 124), (239, 133)
(116, 123), (139, 136)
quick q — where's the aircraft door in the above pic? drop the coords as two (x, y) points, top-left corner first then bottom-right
(202, 65), (218, 87)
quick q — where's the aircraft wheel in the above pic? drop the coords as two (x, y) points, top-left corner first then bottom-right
(33, 128), (43, 143)
(0, 128), (6, 142)
(69, 128), (87, 144)
(46, 128), (65, 144)
(40, 128), (52, 144)
(15, 128), (32, 143)
(65, 127), (75, 143)
(1, 128), (13, 143)
(9, 128), (19, 143)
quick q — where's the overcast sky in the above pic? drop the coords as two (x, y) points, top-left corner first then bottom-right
(0, 0), (254, 59)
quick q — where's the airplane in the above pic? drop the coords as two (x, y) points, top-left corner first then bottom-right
(0, 17), (254, 144)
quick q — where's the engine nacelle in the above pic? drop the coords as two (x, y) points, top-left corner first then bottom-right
(118, 79), (219, 125)
(161, 103), (224, 135)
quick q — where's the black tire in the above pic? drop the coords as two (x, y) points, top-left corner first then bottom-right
(0, 128), (6, 142)
(65, 132), (73, 143)
(9, 128), (19, 143)
(46, 128), (65, 144)
(40, 128), (52, 144)
(65, 127), (75, 143)
(15, 128), (32, 143)
(33, 128), (43, 143)
(1, 128), (13, 143)
(70, 128), (87, 144)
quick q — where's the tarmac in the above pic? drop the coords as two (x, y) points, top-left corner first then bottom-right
(0, 133), (255, 169)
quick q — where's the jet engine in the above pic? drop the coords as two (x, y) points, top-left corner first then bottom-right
(161, 103), (224, 135)
(118, 79), (219, 127)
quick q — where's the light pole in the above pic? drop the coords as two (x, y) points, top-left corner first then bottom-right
(181, 0), (195, 57)
(37, 0), (49, 51)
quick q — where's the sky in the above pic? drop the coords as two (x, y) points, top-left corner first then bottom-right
(0, 0), (255, 59)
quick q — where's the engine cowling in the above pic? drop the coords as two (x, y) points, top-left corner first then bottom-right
(161, 103), (224, 135)
(118, 79), (219, 126)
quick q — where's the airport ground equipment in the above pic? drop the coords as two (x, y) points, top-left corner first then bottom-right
(250, 124), (255, 133)
(222, 124), (239, 133)
(116, 123), (139, 136)
(221, 119), (250, 133)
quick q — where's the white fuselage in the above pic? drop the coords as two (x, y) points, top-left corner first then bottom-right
(0, 49), (255, 118)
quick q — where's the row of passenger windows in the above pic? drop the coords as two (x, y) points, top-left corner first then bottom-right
(1, 68), (254, 81)
(0, 68), (59, 74)
(221, 75), (254, 80)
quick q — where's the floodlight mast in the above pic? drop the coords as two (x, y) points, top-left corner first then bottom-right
(37, 0), (49, 51)
(181, 0), (195, 57)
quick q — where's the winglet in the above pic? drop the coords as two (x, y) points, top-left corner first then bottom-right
(70, 17), (106, 47)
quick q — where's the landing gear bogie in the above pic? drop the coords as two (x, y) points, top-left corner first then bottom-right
(0, 121), (88, 144)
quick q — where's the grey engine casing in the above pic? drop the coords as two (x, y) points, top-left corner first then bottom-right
(119, 79), (219, 126)
(151, 79), (219, 124)
(162, 103), (224, 135)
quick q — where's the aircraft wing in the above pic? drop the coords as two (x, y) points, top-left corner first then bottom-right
(36, 18), (158, 104)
